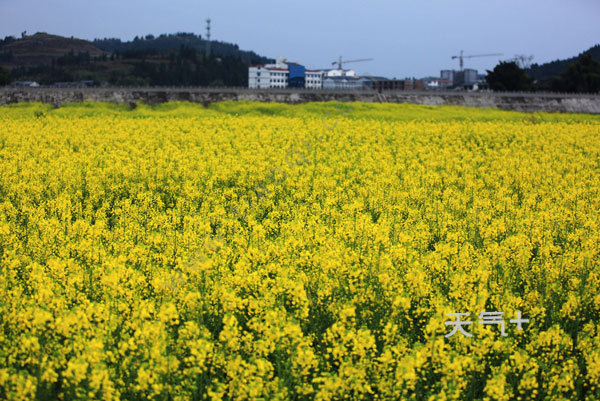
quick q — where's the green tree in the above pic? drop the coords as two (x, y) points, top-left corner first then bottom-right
(486, 61), (533, 91)
(0, 66), (11, 86)
(553, 53), (600, 93)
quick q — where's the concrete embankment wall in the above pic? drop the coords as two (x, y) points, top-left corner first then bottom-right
(1, 87), (600, 114)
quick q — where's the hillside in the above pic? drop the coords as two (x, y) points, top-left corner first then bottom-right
(526, 44), (600, 80)
(0, 32), (106, 68)
(0, 32), (273, 87)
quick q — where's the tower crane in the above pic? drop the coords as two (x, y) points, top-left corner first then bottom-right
(332, 56), (374, 70)
(451, 50), (503, 70)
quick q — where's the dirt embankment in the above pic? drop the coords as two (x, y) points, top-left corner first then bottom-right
(1, 87), (599, 114)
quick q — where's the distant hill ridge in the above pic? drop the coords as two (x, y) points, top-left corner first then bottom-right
(0, 32), (106, 67)
(93, 32), (272, 64)
(0, 32), (273, 68)
(0, 32), (273, 87)
(526, 44), (600, 80)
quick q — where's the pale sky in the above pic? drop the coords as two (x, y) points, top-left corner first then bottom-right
(1, 0), (599, 78)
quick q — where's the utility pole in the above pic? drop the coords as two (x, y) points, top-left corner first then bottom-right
(205, 18), (211, 58)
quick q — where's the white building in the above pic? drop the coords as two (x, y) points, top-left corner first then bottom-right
(325, 69), (356, 77)
(305, 70), (324, 89)
(268, 68), (289, 88)
(249, 56), (286, 89)
(248, 56), (325, 89)
(248, 65), (272, 89)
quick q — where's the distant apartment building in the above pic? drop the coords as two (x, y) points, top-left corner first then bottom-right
(438, 68), (479, 88)
(440, 70), (455, 83)
(453, 68), (478, 87)
(465, 69), (478, 85)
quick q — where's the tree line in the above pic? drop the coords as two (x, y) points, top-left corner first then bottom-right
(1, 46), (253, 87)
(486, 53), (600, 93)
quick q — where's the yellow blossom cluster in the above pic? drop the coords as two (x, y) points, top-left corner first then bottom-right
(0, 101), (599, 400)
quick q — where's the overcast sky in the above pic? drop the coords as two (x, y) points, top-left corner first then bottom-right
(1, 0), (599, 78)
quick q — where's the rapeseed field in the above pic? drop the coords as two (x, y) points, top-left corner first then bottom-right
(0, 101), (599, 400)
